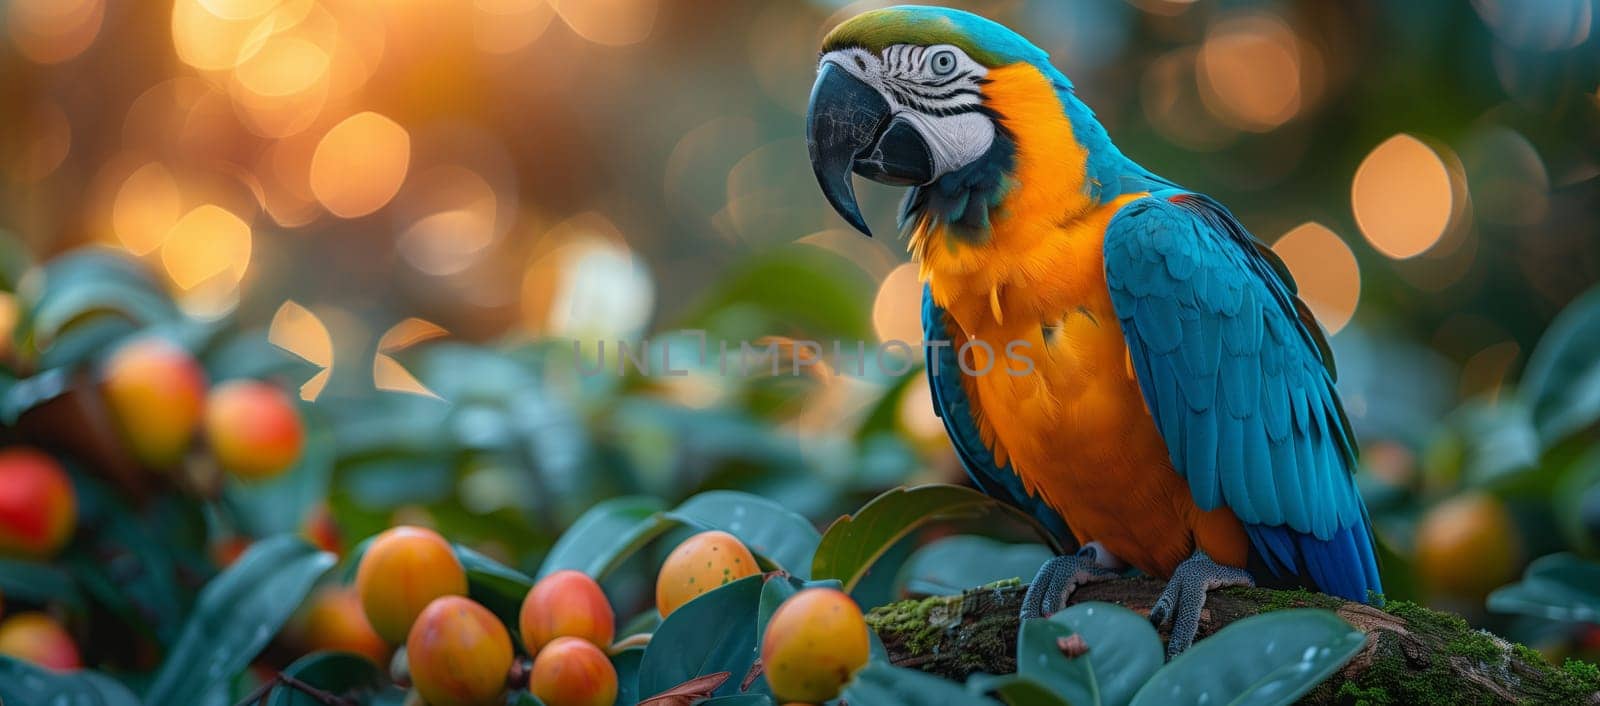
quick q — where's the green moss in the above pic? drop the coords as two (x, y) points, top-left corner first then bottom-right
(1231, 586), (1342, 612)
(864, 579), (1022, 663)
(1335, 679), (1393, 706)
(1550, 658), (1600, 702)
(865, 593), (956, 656)
(1383, 600), (1470, 635)
(1512, 642), (1547, 666)
(1445, 630), (1504, 666)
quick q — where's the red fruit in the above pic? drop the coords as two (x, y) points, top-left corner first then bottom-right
(528, 636), (618, 706)
(0, 613), (81, 671)
(519, 570), (615, 654)
(205, 380), (304, 481)
(0, 447), (77, 558)
(102, 337), (207, 468)
(406, 596), (513, 706)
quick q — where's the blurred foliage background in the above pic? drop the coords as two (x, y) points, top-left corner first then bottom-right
(3, 0), (1600, 671)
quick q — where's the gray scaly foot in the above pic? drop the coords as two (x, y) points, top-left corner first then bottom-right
(1019, 542), (1126, 620)
(1148, 549), (1254, 659)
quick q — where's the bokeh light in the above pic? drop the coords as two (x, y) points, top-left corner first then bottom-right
(171, 0), (272, 72)
(473, 0), (557, 54)
(396, 165), (502, 276)
(309, 112), (411, 218)
(11, 101), (72, 182)
(113, 163), (185, 255)
(7, 0), (104, 64)
(1472, 0), (1592, 51)
(1197, 14), (1319, 132)
(161, 204), (253, 289)
(521, 213), (654, 341)
(1271, 222), (1360, 335)
(1141, 48), (1238, 151)
(872, 263), (923, 345)
(1459, 126), (1548, 227)
(269, 299), (334, 401)
(1352, 134), (1464, 260)
(373, 318), (446, 399)
(551, 0), (657, 46)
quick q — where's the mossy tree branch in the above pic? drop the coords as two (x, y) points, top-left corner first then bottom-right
(864, 578), (1600, 705)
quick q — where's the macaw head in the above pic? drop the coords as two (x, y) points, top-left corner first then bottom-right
(806, 6), (1114, 240)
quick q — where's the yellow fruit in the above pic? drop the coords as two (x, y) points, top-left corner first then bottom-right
(655, 530), (759, 617)
(355, 526), (467, 643)
(300, 586), (390, 666)
(406, 596), (512, 706)
(520, 570), (615, 653)
(102, 337), (207, 468)
(0, 447), (77, 559)
(0, 613), (81, 671)
(528, 636), (618, 706)
(1415, 492), (1520, 598)
(760, 588), (869, 703)
(205, 380), (305, 481)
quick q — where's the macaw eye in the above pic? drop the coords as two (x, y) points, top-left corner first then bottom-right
(930, 50), (957, 76)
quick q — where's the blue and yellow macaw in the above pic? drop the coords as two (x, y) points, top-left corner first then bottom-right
(805, 6), (1381, 656)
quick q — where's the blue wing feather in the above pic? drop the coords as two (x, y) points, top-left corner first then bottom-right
(1103, 191), (1381, 602)
(921, 286), (1075, 546)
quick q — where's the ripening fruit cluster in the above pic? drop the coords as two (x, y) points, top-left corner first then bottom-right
(352, 526), (620, 706)
(350, 526), (871, 705)
(102, 336), (305, 482)
(657, 530), (869, 704)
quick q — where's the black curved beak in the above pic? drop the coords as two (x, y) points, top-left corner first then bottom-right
(806, 62), (934, 237)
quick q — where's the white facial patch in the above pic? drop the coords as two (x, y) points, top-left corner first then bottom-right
(820, 44), (996, 182)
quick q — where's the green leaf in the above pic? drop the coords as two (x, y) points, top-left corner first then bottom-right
(538, 495), (670, 580)
(1129, 609), (1365, 706)
(1017, 603), (1162, 706)
(266, 651), (385, 706)
(812, 484), (1066, 593)
(0, 658), (141, 706)
(539, 491), (819, 584)
(676, 246), (876, 343)
(0, 557), (82, 611)
(1450, 400), (1541, 488)
(666, 490), (821, 576)
(852, 368), (924, 442)
(840, 662), (1002, 706)
(37, 315), (139, 370)
(456, 543), (536, 626)
(965, 673), (1072, 706)
(66, 479), (187, 644)
(897, 536), (1053, 596)
(224, 425), (335, 537)
(144, 535), (336, 704)
(637, 574), (764, 699)
(28, 272), (176, 349)
(1488, 553), (1600, 624)
(1016, 617), (1098, 706)
(700, 696), (774, 705)
(612, 647), (644, 706)
(510, 692), (549, 706)
(1522, 285), (1600, 445)
(0, 367), (72, 425)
